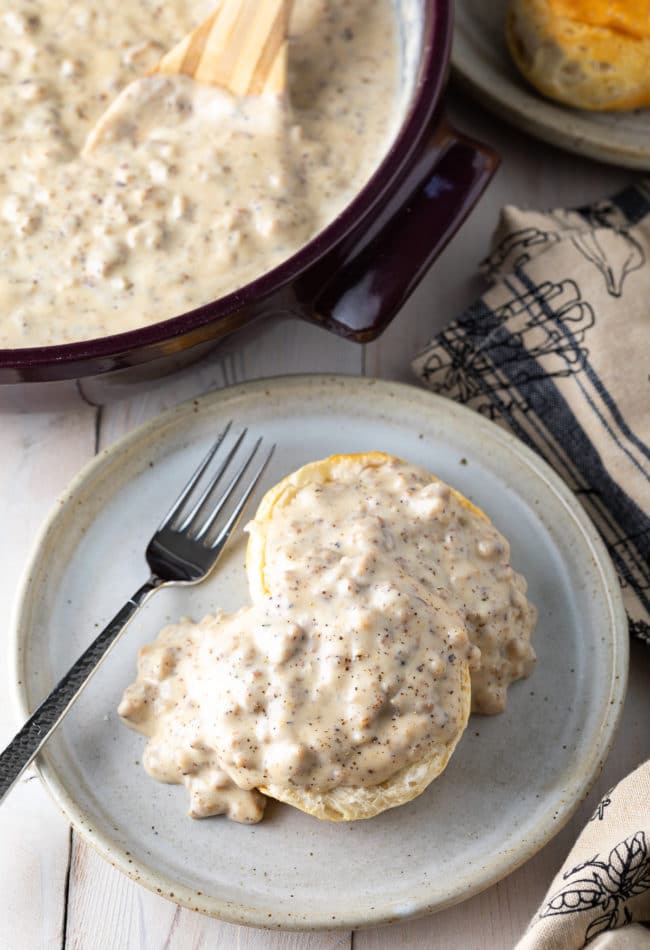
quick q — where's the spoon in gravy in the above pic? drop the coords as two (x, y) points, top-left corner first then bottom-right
(84, 0), (293, 155)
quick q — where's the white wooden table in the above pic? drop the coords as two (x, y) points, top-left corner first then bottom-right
(2, 87), (648, 950)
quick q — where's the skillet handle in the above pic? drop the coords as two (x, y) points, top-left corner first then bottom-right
(309, 121), (499, 342)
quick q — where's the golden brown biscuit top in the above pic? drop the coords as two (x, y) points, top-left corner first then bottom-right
(550, 0), (650, 40)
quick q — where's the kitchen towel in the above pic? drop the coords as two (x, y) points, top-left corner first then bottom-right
(516, 760), (650, 949)
(413, 182), (650, 645)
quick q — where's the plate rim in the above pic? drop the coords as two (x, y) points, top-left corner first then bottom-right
(451, 2), (650, 170)
(10, 374), (630, 931)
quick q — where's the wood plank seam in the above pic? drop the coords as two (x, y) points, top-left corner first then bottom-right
(65, 399), (102, 947)
(61, 826), (73, 948)
(94, 405), (104, 454)
(75, 379), (105, 410)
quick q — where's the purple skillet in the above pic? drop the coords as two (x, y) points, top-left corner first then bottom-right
(0, 0), (499, 406)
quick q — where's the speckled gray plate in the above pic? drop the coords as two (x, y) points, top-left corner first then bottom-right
(453, 0), (650, 169)
(11, 376), (628, 930)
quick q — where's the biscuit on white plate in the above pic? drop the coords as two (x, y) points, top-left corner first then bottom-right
(506, 0), (650, 111)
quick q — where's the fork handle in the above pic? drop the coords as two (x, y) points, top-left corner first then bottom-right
(0, 577), (162, 804)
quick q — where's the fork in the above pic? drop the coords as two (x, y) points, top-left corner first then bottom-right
(0, 422), (274, 804)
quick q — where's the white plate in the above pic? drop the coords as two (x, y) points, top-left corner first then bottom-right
(453, 0), (650, 169)
(12, 375), (628, 930)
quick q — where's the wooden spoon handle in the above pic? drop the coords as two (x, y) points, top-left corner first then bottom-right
(152, 0), (293, 96)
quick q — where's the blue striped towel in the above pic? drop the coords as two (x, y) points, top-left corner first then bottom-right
(413, 183), (649, 644)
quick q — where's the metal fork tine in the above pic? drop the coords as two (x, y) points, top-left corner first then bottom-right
(176, 427), (247, 533)
(160, 421), (232, 528)
(209, 444), (276, 551)
(194, 436), (263, 541)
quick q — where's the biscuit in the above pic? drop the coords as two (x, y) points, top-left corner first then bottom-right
(246, 452), (479, 820)
(244, 452), (536, 819)
(506, 0), (650, 111)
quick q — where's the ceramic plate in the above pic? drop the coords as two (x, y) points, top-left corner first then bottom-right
(12, 376), (628, 930)
(453, 0), (650, 169)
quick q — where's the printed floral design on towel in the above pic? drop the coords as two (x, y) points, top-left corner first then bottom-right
(539, 831), (650, 944)
(420, 278), (594, 415)
(612, 529), (650, 596)
(419, 337), (495, 409)
(482, 226), (562, 279)
(589, 790), (613, 823)
(629, 617), (650, 646)
(483, 205), (645, 297)
(501, 278), (594, 377)
(553, 200), (646, 298)
(570, 229), (644, 298)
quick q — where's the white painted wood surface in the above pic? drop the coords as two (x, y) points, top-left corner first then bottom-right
(1, 86), (647, 950)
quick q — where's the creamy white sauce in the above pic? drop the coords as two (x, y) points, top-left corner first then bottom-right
(119, 457), (536, 823)
(0, 0), (400, 347)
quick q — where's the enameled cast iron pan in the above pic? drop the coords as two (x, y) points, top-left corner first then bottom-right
(0, 0), (498, 406)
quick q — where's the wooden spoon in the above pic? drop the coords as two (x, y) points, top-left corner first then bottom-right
(151, 0), (292, 97)
(83, 0), (292, 154)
